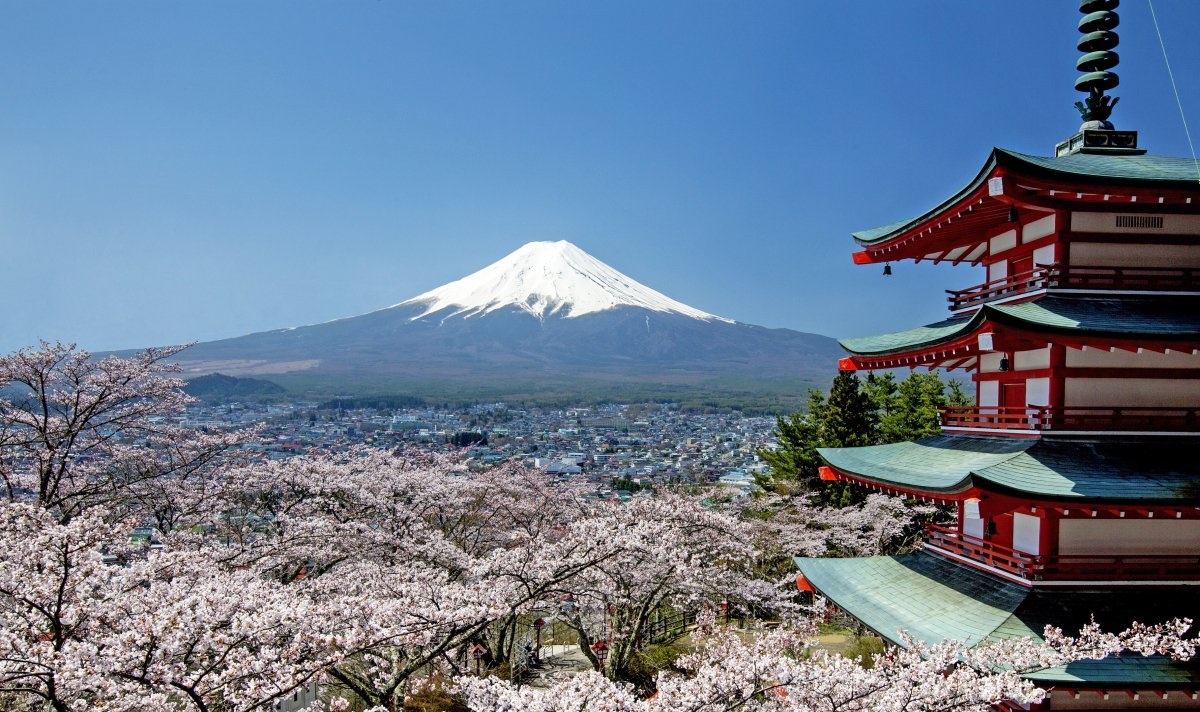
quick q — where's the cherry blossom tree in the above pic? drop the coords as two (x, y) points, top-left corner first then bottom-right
(457, 611), (1196, 711)
(0, 343), (1192, 712)
(551, 494), (794, 679)
(738, 492), (940, 581)
(0, 341), (246, 522)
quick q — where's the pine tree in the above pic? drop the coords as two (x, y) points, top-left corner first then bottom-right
(821, 371), (876, 448)
(757, 390), (825, 488)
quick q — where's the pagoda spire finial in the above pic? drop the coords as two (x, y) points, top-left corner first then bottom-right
(1075, 0), (1121, 129)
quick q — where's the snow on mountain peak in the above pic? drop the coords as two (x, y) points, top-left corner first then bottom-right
(396, 240), (734, 323)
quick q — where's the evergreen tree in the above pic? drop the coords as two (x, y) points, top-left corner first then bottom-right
(760, 370), (971, 505)
(821, 371), (876, 448)
(757, 390), (825, 488)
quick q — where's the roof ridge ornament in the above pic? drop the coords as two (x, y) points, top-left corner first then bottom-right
(1056, 0), (1143, 156)
(1075, 0), (1122, 129)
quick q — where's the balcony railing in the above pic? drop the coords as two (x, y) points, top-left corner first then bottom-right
(922, 524), (1200, 583)
(946, 266), (1055, 311)
(947, 264), (1200, 310)
(941, 406), (1200, 432)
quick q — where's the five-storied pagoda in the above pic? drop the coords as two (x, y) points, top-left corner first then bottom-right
(795, 1), (1200, 708)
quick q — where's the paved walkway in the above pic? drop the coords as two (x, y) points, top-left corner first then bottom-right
(521, 644), (595, 687)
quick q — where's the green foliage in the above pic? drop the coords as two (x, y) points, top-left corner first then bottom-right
(183, 373), (285, 402)
(625, 639), (692, 691)
(757, 390), (825, 487)
(823, 371), (876, 448)
(612, 476), (651, 493)
(842, 635), (887, 669)
(759, 371), (971, 502)
(872, 371), (971, 444)
(449, 431), (487, 447)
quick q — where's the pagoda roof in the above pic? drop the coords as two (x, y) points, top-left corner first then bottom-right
(794, 552), (1200, 687)
(850, 148), (1200, 264)
(839, 294), (1200, 359)
(817, 434), (1200, 502)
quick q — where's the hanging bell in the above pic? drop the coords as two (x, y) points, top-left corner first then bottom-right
(883, 263), (893, 277)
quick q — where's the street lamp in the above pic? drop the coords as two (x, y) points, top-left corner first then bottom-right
(591, 639), (609, 673)
(532, 617), (546, 664)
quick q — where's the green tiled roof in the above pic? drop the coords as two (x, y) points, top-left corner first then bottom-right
(839, 295), (1200, 356)
(819, 435), (1200, 502)
(975, 439), (1200, 500)
(795, 552), (1200, 686)
(817, 435), (1030, 495)
(795, 552), (1027, 648)
(1004, 148), (1200, 184)
(853, 148), (1200, 246)
(989, 296), (1200, 336)
(840, 315), (977, 356)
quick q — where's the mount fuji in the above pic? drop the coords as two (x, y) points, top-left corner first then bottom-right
(167, 241), (841, 405)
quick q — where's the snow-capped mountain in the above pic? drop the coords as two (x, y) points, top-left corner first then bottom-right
(162, 242), (842, 404)
(398, 241), (732, 323)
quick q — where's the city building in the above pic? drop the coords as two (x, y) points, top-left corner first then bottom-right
(795, 3), (1200, 708)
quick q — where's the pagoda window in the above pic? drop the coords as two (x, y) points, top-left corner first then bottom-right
(1070, 211), (1200, 237)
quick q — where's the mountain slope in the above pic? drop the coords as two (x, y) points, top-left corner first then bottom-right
(165, 241), (842, 404)
(397, 240), (731, 323)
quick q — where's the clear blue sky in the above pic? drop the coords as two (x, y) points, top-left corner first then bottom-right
(3, 1), (1199, 353)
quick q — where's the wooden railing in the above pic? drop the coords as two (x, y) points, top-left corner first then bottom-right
(922, 524), (1200, 582)
(947, 264), (1200, 310)
(922, 524), (1039, 580)
(947, 266), (1055, 310)
(941, 406), (1200, 432)
(1058, 265), (1200, 292)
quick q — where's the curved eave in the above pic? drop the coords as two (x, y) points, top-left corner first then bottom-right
(820, 435), (1200, 503)
(838, 296), (1200, 371)
(794, 554), (1200, 687)
(817, 435), (1033, 500)
(839, 313), (986, 371)
(851, 148), (1200, 265)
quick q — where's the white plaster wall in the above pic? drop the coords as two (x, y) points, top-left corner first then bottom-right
(1064, 378), (1200, 407)
(1068, 241), (1200, 268)
(979, 352), (1005, 372)
(988, 260), (1007, 282)
(1013, 513), (1040, 555)
(1022, 214), (1055, 242)
(1014, 348), (1050, 370)
(1071, 211), (1200, 235)
(1065, 347), (1200, 368)
(1032, 244), (1055, 266)
(978, 380), (999, 407)
(989, 229), (1017, 256)
(1059, 520), (1200, 555)
(1025, 377), (1050, 406)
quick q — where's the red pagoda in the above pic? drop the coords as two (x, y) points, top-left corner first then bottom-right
(794, 1), (1200, 707)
